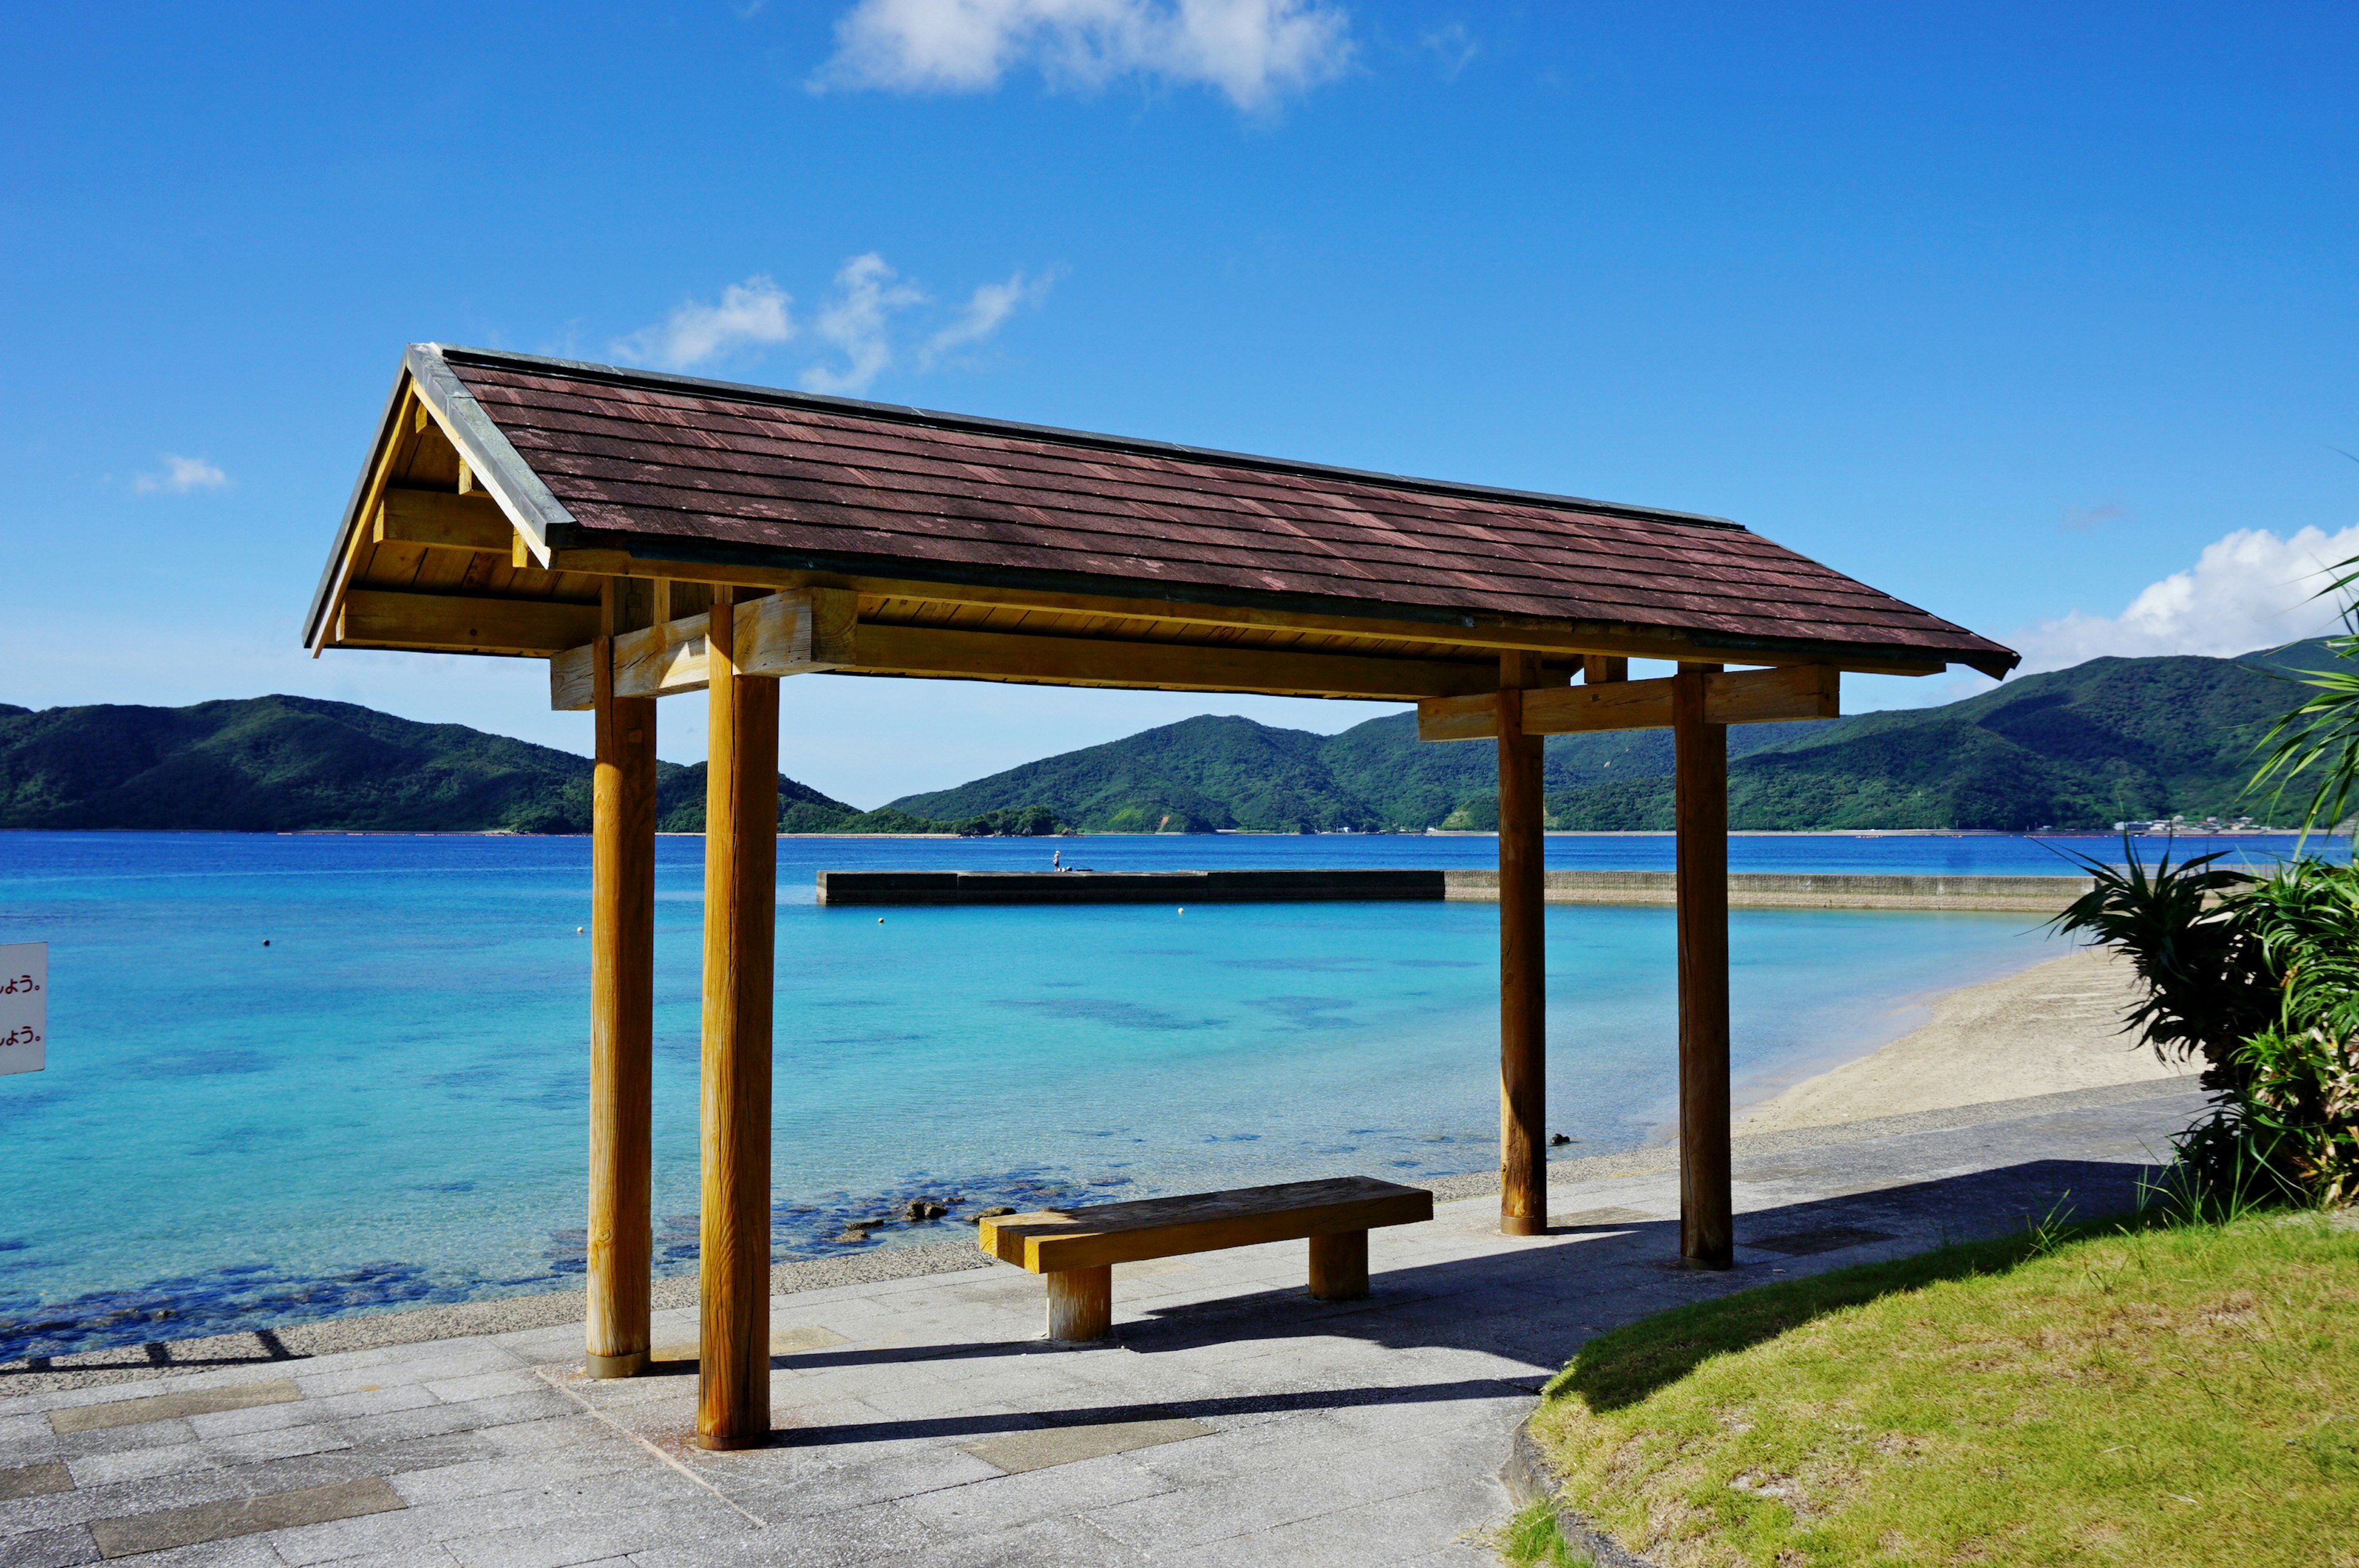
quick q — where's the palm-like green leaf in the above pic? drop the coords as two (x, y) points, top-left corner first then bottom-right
(2048, 837), (2274, 1079)
(2246, 555), (2359, 839)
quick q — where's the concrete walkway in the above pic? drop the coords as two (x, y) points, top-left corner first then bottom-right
(1, 1080), (2202, 1567)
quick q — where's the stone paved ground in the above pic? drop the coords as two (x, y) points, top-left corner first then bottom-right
(1, 1080), (2203, 1567)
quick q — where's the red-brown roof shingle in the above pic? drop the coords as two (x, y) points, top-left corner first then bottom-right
(428, 347), (2017, 674)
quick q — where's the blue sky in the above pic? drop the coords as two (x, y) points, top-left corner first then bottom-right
(4, 2), (2355, 806)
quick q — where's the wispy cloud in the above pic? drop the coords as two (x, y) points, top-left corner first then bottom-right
(815, 0), (1354, 111)
(133, 454), (229, 495)
(1418, 21), (1476, 81)
(614, 257), (1052, 396)
(2011, 524), (2359, 672)
(611, 275), (794, 370)
(918, 268), (1057, 369)
(800, 254), (929, 395)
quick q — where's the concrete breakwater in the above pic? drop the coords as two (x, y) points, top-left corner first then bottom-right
(816, 868), (2096, 911)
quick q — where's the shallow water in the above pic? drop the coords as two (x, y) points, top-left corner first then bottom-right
(0, 830), (2299, 1359)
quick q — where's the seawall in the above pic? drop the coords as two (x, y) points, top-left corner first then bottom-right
(815, 868), (2095, 911)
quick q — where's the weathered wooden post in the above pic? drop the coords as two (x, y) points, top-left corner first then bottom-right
(698, 588), (780, 1449)
(586, 582), (658, 1378)
(1497, 651), (1548, 1236)
(1673, 663), (1734, 1268)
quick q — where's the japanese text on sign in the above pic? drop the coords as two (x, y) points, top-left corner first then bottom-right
(0, 943), (44, 1075)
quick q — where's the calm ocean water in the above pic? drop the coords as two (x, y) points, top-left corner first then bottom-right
(0, 829), (2302, 1359)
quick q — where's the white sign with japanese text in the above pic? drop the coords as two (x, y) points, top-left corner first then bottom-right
(0, 943), (44, 1075)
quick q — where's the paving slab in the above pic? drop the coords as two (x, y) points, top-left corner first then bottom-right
(0, 1081), (2202, 1566)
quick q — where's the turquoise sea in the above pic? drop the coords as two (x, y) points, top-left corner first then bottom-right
(0, 830), (2302, 1361)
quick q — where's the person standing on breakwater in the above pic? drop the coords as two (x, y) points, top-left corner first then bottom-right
(1052, 849), (1063, 872)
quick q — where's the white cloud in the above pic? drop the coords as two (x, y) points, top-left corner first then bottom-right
(1418, 22), (1476, 81)
(918, 268), (1055, 369)
(133, 454), (229, 494)
(800, 254), (928, 396)
(2012, 525), (2359, 673)
(816, 0), (1353, 111)
(612, 257), (1052, 398)
(611, 275), (794, 370)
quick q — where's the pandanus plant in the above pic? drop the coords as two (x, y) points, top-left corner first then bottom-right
(2053, 848), (2359, 1208)
(2050, 531), (2359, 1210)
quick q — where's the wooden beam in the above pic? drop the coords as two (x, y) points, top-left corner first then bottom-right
(550, 591), (1494, 709)
(550, 589), (856, 709)
(373, 490), (512, 553)
(338, 590), (599, 655)
(1496, 653), (1547, 1239)
(585, 604), (657, 1381)
(312, 383), (427, 655)
(1582, 655), (1629, 684)
(1418, 663), (1838, 742)
(542, 547), (1957, 676)
(1706, 661), (1840, 725)
(1674, 666), (1733, 1270)
(697, 590), (778, 1451)
(840, 621), (1496, 700)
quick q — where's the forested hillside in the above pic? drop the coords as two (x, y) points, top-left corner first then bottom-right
(891, 645), (2325, 832)
(0, 696), (861, 833)
(4, 644), (2322, 834)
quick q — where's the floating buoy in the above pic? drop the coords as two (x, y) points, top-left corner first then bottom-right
(877, 917), (885, 924)
(1177, 907), (1185, 915)
(576, 927), (584, 934)
(262, 939), (270, 947)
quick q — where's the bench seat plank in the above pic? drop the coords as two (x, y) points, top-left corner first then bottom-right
(979, 1176), (1432, 1274)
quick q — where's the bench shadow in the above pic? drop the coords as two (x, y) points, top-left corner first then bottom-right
(2, 1327), (302, 1381)
(756, 1156), (2153, 1446)
(1121, 1156), (2143, 1358)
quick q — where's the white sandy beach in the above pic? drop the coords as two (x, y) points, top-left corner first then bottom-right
(1736, 945), (2203, 1134)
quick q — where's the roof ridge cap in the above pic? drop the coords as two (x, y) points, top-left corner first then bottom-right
(423, 343), (1747, 532)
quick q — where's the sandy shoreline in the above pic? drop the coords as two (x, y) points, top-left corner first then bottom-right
(1736, 945), (2201, 1134)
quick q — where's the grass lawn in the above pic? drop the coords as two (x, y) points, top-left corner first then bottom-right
(1522, 1211), (2359, 1568)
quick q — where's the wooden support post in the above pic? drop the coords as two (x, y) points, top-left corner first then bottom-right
(1497, 652), (1548, 1238)
(696, 587), (780, 1449)
(585, 584), (658, 1379)
(1046, 1266), (1113, 1341)
(1582, 655), (1629, 685)
(1307, 1230), (1370, 1300)
(1673, 664), (1734, 1268)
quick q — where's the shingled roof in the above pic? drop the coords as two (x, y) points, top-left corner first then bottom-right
(305, 345), (2016, 681)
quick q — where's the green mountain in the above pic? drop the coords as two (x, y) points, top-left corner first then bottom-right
(890, 646), (2329, 833)
(4, 643), (2325, 835)
(0, 695), (861, 834)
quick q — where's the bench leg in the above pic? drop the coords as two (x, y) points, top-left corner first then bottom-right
(1045, 1265), (1113, 1341)
(1308, 1230), (1369, 1300)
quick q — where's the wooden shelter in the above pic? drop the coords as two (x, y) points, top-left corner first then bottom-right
(304, 344), (2018, 1450)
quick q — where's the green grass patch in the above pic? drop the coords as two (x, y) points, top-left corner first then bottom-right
(1528, 1211), (2359, 1567)
(1495, 1500), (1588, 1567)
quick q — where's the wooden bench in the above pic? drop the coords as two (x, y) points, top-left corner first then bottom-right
(977, 1176), (1434, 1341)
